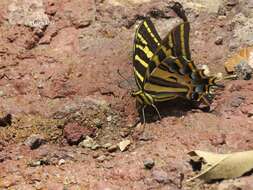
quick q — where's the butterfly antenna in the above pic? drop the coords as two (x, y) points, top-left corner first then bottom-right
(117, 69), (133, 90)
(171, 2), (188, 22)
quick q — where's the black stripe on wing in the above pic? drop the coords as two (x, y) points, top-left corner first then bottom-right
(147, 22), (192, 78)
(137, 18), (162, 53)
(172, 22), (191, 60)
(171, 2), (188, 22)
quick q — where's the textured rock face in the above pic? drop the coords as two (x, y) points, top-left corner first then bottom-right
(8, 0), (50, 28)
(1, 0), (253, 189)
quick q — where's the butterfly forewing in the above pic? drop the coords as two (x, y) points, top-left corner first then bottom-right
(133, 18), (162, 89)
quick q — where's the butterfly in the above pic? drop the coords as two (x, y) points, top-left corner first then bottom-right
(132, 3), (221, 123)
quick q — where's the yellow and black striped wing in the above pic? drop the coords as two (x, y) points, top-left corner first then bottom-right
(133, 18), (161, 89)
(141, 21), (193, 99)
(144, 21), (193, 82)
(145, 54), (216, 105)
(144, 56), (192, 101)
(144, 21), (215, 104)
(163, 21), (192, 61)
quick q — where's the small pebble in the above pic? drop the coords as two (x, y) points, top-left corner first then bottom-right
(107, 145), (118, 153)
(139, 132), (153, 141)
(118, 140), (131, 152)
(91, 144), (100, 150)
(24, 134), (46, 150)
(143, 158), (155, 169)
(248, 109), (253, 117)
(97, 155), (106, 162)
(215, 36), (223, 45)
(106, 116), (112, 122)
(120, 130), (130, 138)
(79, 136), (98, 149)
(58, 159), (65, 165)
(93, 118), (102, 128)
(92, 152), (100, 159)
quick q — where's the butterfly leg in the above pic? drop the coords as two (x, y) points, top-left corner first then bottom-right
(152, 104), (162, 120)
(141, 105), (147, 124)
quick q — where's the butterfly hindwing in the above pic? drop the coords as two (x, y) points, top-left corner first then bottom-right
(145, 21), (192, 80)
(143, 20), (215, 103)
(144, 56), (192, 101)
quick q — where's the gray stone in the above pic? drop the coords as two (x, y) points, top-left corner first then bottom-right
(235, 61), (253, 80)
(139, 132), (153, 141)
(143, 158), (155, 169)
(215, 36), (223, 45)
(24, 134), (46, 149)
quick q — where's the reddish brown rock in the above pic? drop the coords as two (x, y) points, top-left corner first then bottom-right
(39, 79), (77, 99)
(55, 0), (95, 28)
(63, 122), (96, 145)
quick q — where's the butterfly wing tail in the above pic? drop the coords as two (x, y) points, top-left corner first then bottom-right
(171, 2), (188, 22)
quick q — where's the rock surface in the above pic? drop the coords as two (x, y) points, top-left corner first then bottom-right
(0, 0), (253, 189)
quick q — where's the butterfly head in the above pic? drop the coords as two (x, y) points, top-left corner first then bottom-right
(193, 72), (224, 105)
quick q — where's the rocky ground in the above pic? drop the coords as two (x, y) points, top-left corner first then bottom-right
(0, 0), (253, 189)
